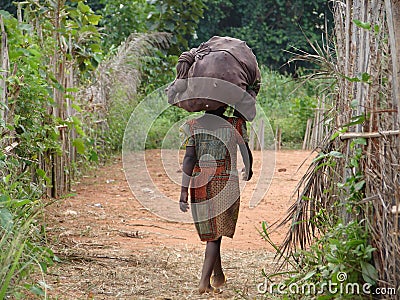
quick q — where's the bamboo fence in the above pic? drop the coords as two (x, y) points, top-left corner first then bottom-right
(28, 1), (75, 197)
(0, 1), (83, 197)
(281, 0), (400, 290)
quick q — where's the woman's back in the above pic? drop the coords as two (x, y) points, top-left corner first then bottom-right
(180, 115), (247, 176)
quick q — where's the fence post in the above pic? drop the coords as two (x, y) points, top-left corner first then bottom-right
(275, 125), (281, 151)
(249, 122), (255, 150)
(302, 118), (312, 150)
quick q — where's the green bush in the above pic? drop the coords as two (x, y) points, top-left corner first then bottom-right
(145, 105), (191, 149)
(270, 220), (376, 299)
(0, 2), (101, 296)
(257, 67), (317, 148)
(260, 138), (375, 299)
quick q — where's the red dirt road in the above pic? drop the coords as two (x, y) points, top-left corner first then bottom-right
(43, 150), (312, 299)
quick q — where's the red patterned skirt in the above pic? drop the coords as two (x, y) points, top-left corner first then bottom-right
(190, 164), (240, 241)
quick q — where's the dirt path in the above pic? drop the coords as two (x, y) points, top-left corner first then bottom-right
(43, 150), (312, 299)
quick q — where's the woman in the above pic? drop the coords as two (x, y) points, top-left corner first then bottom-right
(179, 105), (253, 294)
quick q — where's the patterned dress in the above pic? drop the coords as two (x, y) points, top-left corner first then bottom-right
(180, 116), (249, 241)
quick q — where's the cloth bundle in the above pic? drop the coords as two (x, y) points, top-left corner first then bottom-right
(166, 36), (261, 121)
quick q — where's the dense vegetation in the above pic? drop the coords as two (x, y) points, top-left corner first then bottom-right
(0, 0), (331, 297)
(194, 0), (333, 73)
(0, 1), (103, 296)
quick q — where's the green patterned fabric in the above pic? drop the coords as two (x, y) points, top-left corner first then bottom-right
(180, 116), (249, 241)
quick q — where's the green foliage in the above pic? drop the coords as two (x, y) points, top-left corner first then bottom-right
(139, 51), (177, 95)
(145, 105), (191, 149)
(65, 1), (103, 73)
(96, 33), (175, 153)
(261, 219), (376, 299)
(104, 89), (140, 153)
(193, 0), (333, 73)
(98, 0), (150, 50)
(283, 220), (376, 299)
(1, 9), (61, 162)
(257, 67), (317, 147)
(336, 139), (367, 221)
(138, 0), (206, 95)
(0, 1), (103, 295)
(146, 0), (205, 55)
(97, 0), (204, 100)
(2, 0), (103, 163)
(0, 156), (56, 298)
(98, 0), (205, 55)
(0, 0), (16, 15)
(353, 19), (371, 31)
(80, 0), (105, 13)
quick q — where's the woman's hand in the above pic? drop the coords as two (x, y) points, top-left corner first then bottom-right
(239, 142), (253, 182)
(241, 167), (253, 181)
(179, 190), (189, 212)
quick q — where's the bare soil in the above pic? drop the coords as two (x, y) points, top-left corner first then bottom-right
(42, 150), (312, 299)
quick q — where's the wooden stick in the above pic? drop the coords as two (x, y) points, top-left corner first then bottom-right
(302, 119), (312, 150)
(275, 125), (281, 151)
(56, 125), (68, 130)
(385, 0), (400, 128)
(4, 142), (19, 153)
(249, 123), (255, 150)
(125, 223), (172, 231)
(0, 15), (9, 125)
(340, 130), (400, 140)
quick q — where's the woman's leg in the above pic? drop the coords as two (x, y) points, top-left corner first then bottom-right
(213, 251), (223, 276)
(198, 237), (222, 293)
(211, 252), (226, 287)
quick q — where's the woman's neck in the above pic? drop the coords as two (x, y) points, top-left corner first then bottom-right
(205, 106), (226, 117)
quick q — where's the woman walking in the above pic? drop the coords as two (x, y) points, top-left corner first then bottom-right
(179, 105), (253, 294)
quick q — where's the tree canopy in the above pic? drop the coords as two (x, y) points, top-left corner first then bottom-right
(2, 0), (333, 73)
(193, 0), (333, 73)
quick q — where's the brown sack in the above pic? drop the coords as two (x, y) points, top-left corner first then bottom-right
(166, 36), (261, 121)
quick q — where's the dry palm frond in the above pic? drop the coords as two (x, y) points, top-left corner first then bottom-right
(82, 32), (172, 112)
(101, 32), (171, 95)
(275, 28), (344, 260)
(285, 35), (338, 95)
(75, 32), (172, 162)
(276, 132), (342, 260)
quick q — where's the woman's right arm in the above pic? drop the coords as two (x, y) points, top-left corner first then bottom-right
(180, 146), (196, 212)
(239, 142), (253, 181)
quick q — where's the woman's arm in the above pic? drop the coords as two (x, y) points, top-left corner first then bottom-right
(239, 142), (253, 181)
(180, 146), (196, 212)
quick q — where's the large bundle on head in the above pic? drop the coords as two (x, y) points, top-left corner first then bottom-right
(166, 36), (261, 121)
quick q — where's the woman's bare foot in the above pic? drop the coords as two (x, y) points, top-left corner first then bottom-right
(198, 284), (221, 294)
(210, 273), (226, 288)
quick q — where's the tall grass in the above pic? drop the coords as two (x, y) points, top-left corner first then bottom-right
(0, 155), (55, 298)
